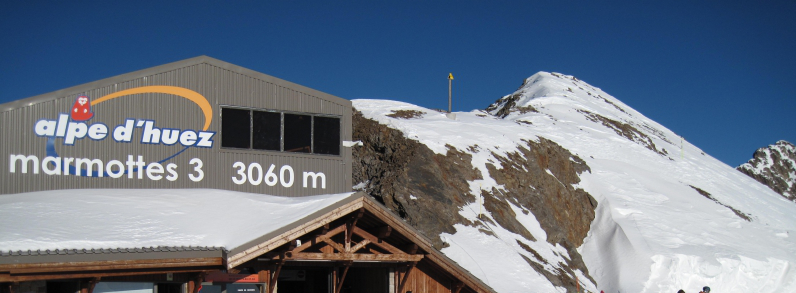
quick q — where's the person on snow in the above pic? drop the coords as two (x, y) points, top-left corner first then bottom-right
(699, 286), (711, 293)
(677, 290), (685, 293)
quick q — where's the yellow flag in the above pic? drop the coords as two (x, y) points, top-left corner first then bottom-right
(448, 73), (454, 80)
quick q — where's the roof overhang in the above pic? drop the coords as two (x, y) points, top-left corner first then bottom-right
(0, 190), (494, 292)
(226, 193), (495, 293)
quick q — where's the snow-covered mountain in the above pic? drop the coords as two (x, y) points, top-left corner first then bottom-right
(351, 72), (796, 292)
(737, 140), (796, 202)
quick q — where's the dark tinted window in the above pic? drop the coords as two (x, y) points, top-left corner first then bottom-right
(284, 114), (311, 153)
(221, 108), (250, 148)
(313, 116), (340, 155)
(253, 111), (281, 151)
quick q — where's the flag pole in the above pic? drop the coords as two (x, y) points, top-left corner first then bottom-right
(448, 73), (454, 113)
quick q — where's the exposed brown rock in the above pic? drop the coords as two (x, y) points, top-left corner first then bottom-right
(578, 110), (668, 157)
(737, 141), (796, 202)
(689, 185), (753, 221)
(481, 138), (597, 289)
(486, 94), (540, 119)
(386, 109), (426, 119)
(352, 110), (597, 292)
(485, 138), (595, 247)
(352, 110), (478, 249)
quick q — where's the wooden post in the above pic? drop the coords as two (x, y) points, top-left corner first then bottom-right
(335, 261), (352, 293)
(268, 257), (286, 293)
(397, 262), (417, 293)
(190, 273), (205, 293)
(258, 270), (270, 286)
(345, 221), (351, 252)
(89, 279), (98, 293)
(453, 282), (465, 293)
(345, 208), (364, 252)
(315, 223), (330, 246)
(80, 278), (100, 293)
(332, 267), (338, 293)
(187, 280), (194, 293)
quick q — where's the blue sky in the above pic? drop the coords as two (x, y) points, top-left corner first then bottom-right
(1, 1), (793, 167)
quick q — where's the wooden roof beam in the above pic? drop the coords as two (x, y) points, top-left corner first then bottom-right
(322, 238), (345, 253)
(345, 208), (365, 240)
(352, 226), (405, 255)
(377, 226), (392, 243)
(276, 252), (423, 262)
(227, 196), (366, 268)
(453, 282), (465, 293)
(404, 244), (419, 255)
(349, 239), (371, 253)
(294, 224), (346, 253)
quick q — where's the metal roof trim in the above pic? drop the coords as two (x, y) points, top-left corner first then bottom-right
(0, 246), (225, 265)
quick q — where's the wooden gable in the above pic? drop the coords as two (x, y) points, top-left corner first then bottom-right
(227, 193), (495, 293)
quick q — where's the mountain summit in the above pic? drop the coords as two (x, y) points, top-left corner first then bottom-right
(352, 72), (796, 292)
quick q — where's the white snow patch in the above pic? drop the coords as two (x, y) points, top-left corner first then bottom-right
(0, 189), (355, 251)
(352, 181), (368, 191)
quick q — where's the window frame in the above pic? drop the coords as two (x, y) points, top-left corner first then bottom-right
(219, 105), (342, 156)
(220, 107), (253, 150)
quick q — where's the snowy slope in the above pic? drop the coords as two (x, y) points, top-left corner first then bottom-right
(353, 72), (796, 293)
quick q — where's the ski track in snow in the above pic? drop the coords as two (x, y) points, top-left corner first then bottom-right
(354, 72), (796, 293)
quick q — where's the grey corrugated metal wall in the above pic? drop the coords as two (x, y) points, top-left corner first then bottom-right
(0, 57), (353, 196)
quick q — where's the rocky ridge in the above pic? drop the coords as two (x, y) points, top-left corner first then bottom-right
(350, 72), (796, 293)
(737, 140), (796, 202)
(352, 110), (596, 292)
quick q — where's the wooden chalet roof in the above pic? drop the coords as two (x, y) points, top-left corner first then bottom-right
(0, 190), (495, 292)
(227, 192), (497, 293)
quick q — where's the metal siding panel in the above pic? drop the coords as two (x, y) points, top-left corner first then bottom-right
(2, 60), (351, 196)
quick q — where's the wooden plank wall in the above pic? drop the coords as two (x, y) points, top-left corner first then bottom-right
(396, 262), (453, 293)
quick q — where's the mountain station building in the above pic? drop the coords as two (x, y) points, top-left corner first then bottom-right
(0, 57), (494, 293)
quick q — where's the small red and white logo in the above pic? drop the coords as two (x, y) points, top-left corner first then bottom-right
(70, 95), (94, 121)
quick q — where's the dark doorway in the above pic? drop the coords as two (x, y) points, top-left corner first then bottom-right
(156, 283), (183, 293)
(46, 281), (79, 293)
(277, 269), (330, 293)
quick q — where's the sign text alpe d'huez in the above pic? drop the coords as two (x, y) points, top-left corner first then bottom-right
(7, 86), (328, 189)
